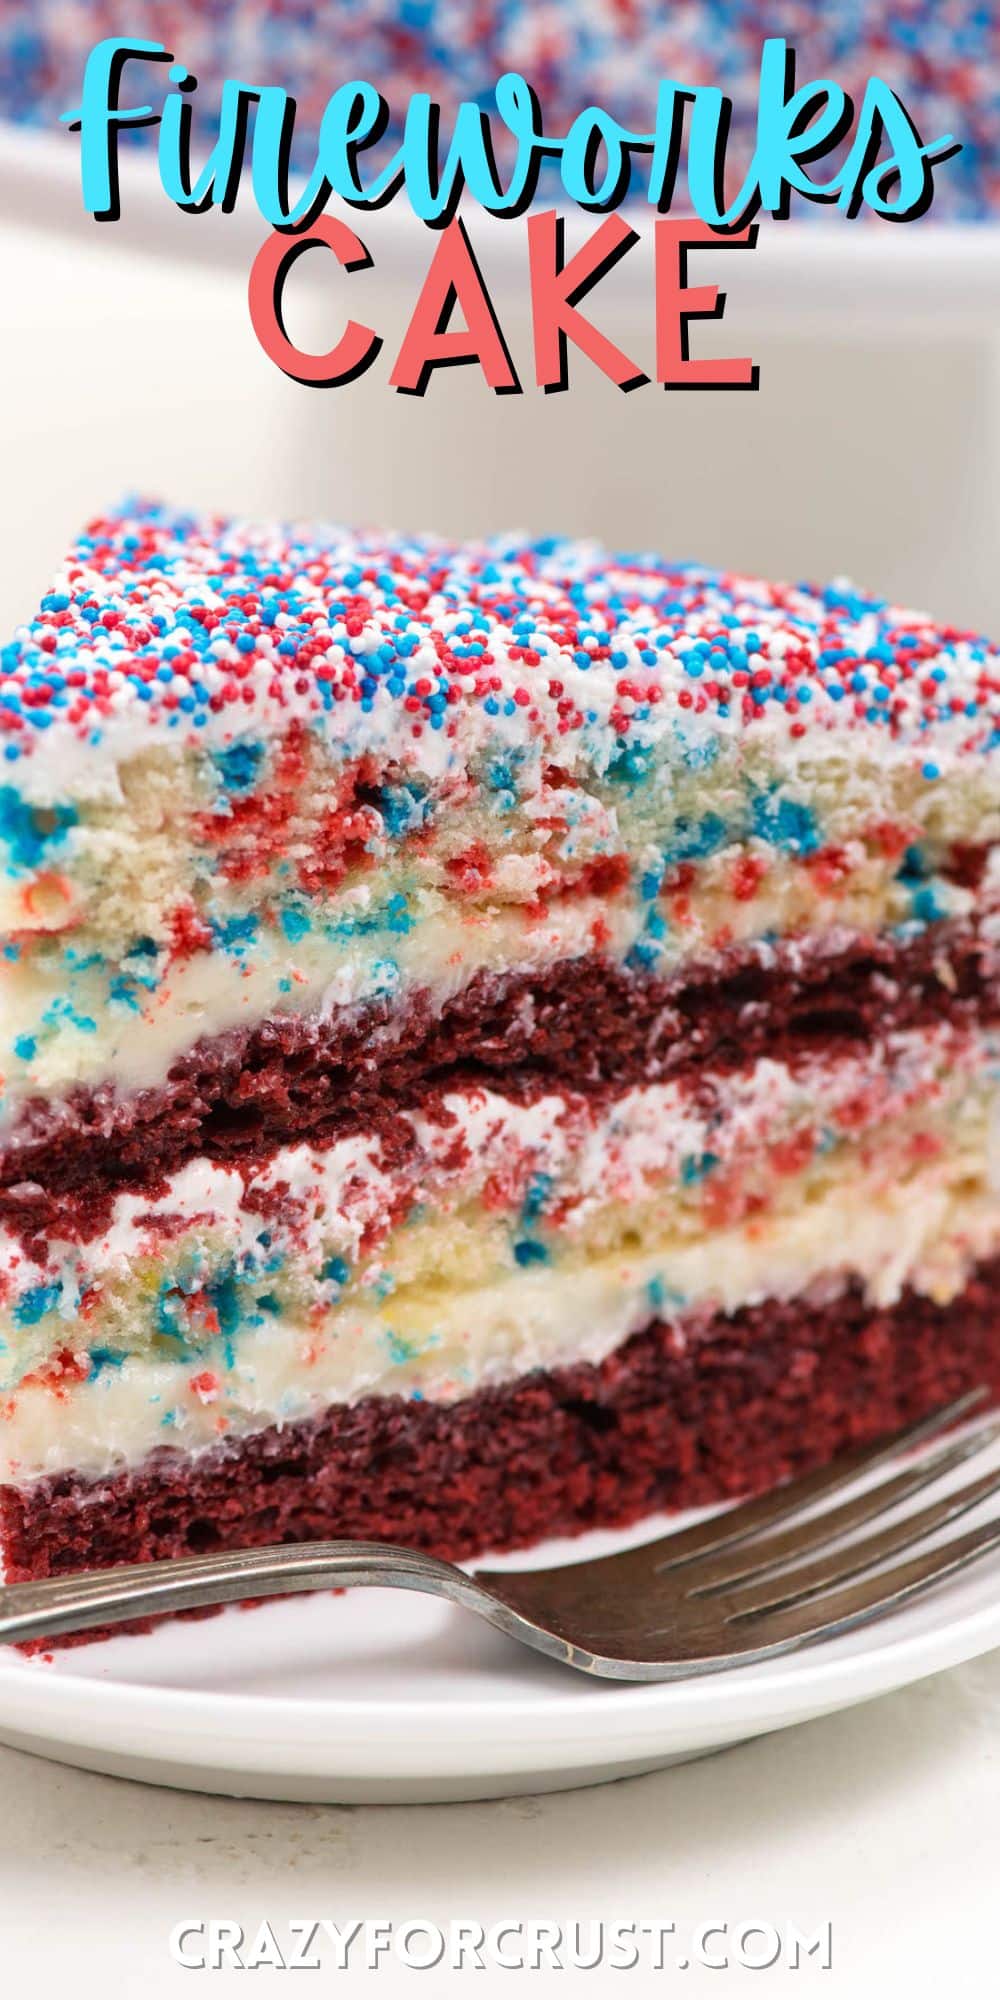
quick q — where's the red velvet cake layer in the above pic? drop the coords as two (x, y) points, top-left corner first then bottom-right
(4, 1256), (999, 1647)
(2, 917), (994, 1238)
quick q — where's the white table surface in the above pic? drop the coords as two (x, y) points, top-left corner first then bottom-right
(2, 1647), (997, 1996)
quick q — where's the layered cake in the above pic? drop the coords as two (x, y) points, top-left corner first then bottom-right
(0, 502), (998, 1601)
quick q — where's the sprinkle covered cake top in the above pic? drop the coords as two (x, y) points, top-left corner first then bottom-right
(3, 502), (998, 800)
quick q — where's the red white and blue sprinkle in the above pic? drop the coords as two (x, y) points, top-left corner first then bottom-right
(2, 500), (998, 790)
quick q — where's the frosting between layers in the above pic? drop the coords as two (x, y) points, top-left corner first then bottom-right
(4, 909), (998, 1232)
(2, 1024), (997, 1483)
(3, 506), (998, 1128)
(2, 845), (985, 1122)
(3, 1169), (997, 1485)
(4, 1018), (996, 1357)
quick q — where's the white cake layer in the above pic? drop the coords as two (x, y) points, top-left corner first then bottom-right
(5, 511), (999, 1138)
(2, 851), (989, 1128)
(2, 1073), (997, 1484)
(3, 1021), (996, 1370)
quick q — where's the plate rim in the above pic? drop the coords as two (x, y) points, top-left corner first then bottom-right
(1, 1574), (999, 1743)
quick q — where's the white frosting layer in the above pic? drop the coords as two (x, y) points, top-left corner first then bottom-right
(2, 1170), (997, 1487)
(3, 1022), (995, 1362)
(0, 841), (991, 1129)
(5, 511), (998, 1137)
(2, 1024), (997, 1485)
(7, 515), (1000, 806)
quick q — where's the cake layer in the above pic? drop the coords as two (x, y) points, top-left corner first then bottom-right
(2, 1172), (995, 1487)
(3, 510), (998, 1618)
(3, 915), (997, 1225)
(2, 1023), (996, 1484)
(4, 809), (984, 1129)
(5, 1257), (1000, 1608)
(2, 504), (998, 1136)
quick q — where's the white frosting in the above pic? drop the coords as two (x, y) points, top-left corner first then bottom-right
(4, 523), (999, 1129)
(8, 520), (1000, 807)
(0, 888), (629, 1119)
(3, 1022), (993, 1358)
(2, 1168), (996, 1486)
(0, 847), (989, 1127)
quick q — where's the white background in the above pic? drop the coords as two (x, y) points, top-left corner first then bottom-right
(0, 1650), (998, 1994)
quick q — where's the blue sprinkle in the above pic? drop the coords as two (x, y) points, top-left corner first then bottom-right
(750, 791), (819, 856)
(0, 787), (77, 869)
(280, 904), (311, 942)
(87, 1346), (126, 1382)
(513, 1239), (549, 1267)
(14, 1282), (62, 1326)
(213, 739), (264, 793)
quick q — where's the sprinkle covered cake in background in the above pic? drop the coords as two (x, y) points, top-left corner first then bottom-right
(2, 0), (999, 219)
(0, 501), (997, 1610)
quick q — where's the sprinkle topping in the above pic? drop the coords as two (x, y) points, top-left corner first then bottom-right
(3, 502), (998, 791)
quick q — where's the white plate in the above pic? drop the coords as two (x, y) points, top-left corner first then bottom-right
(2, 1492), (1000, 1803)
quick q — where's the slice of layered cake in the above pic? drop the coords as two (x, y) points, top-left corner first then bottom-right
(0, 502), (997, 1599)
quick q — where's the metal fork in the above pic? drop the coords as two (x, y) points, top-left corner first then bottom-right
(3, 1389), (1000, 1677)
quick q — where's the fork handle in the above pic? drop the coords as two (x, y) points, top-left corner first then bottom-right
(0, 1541), (502, 1649)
